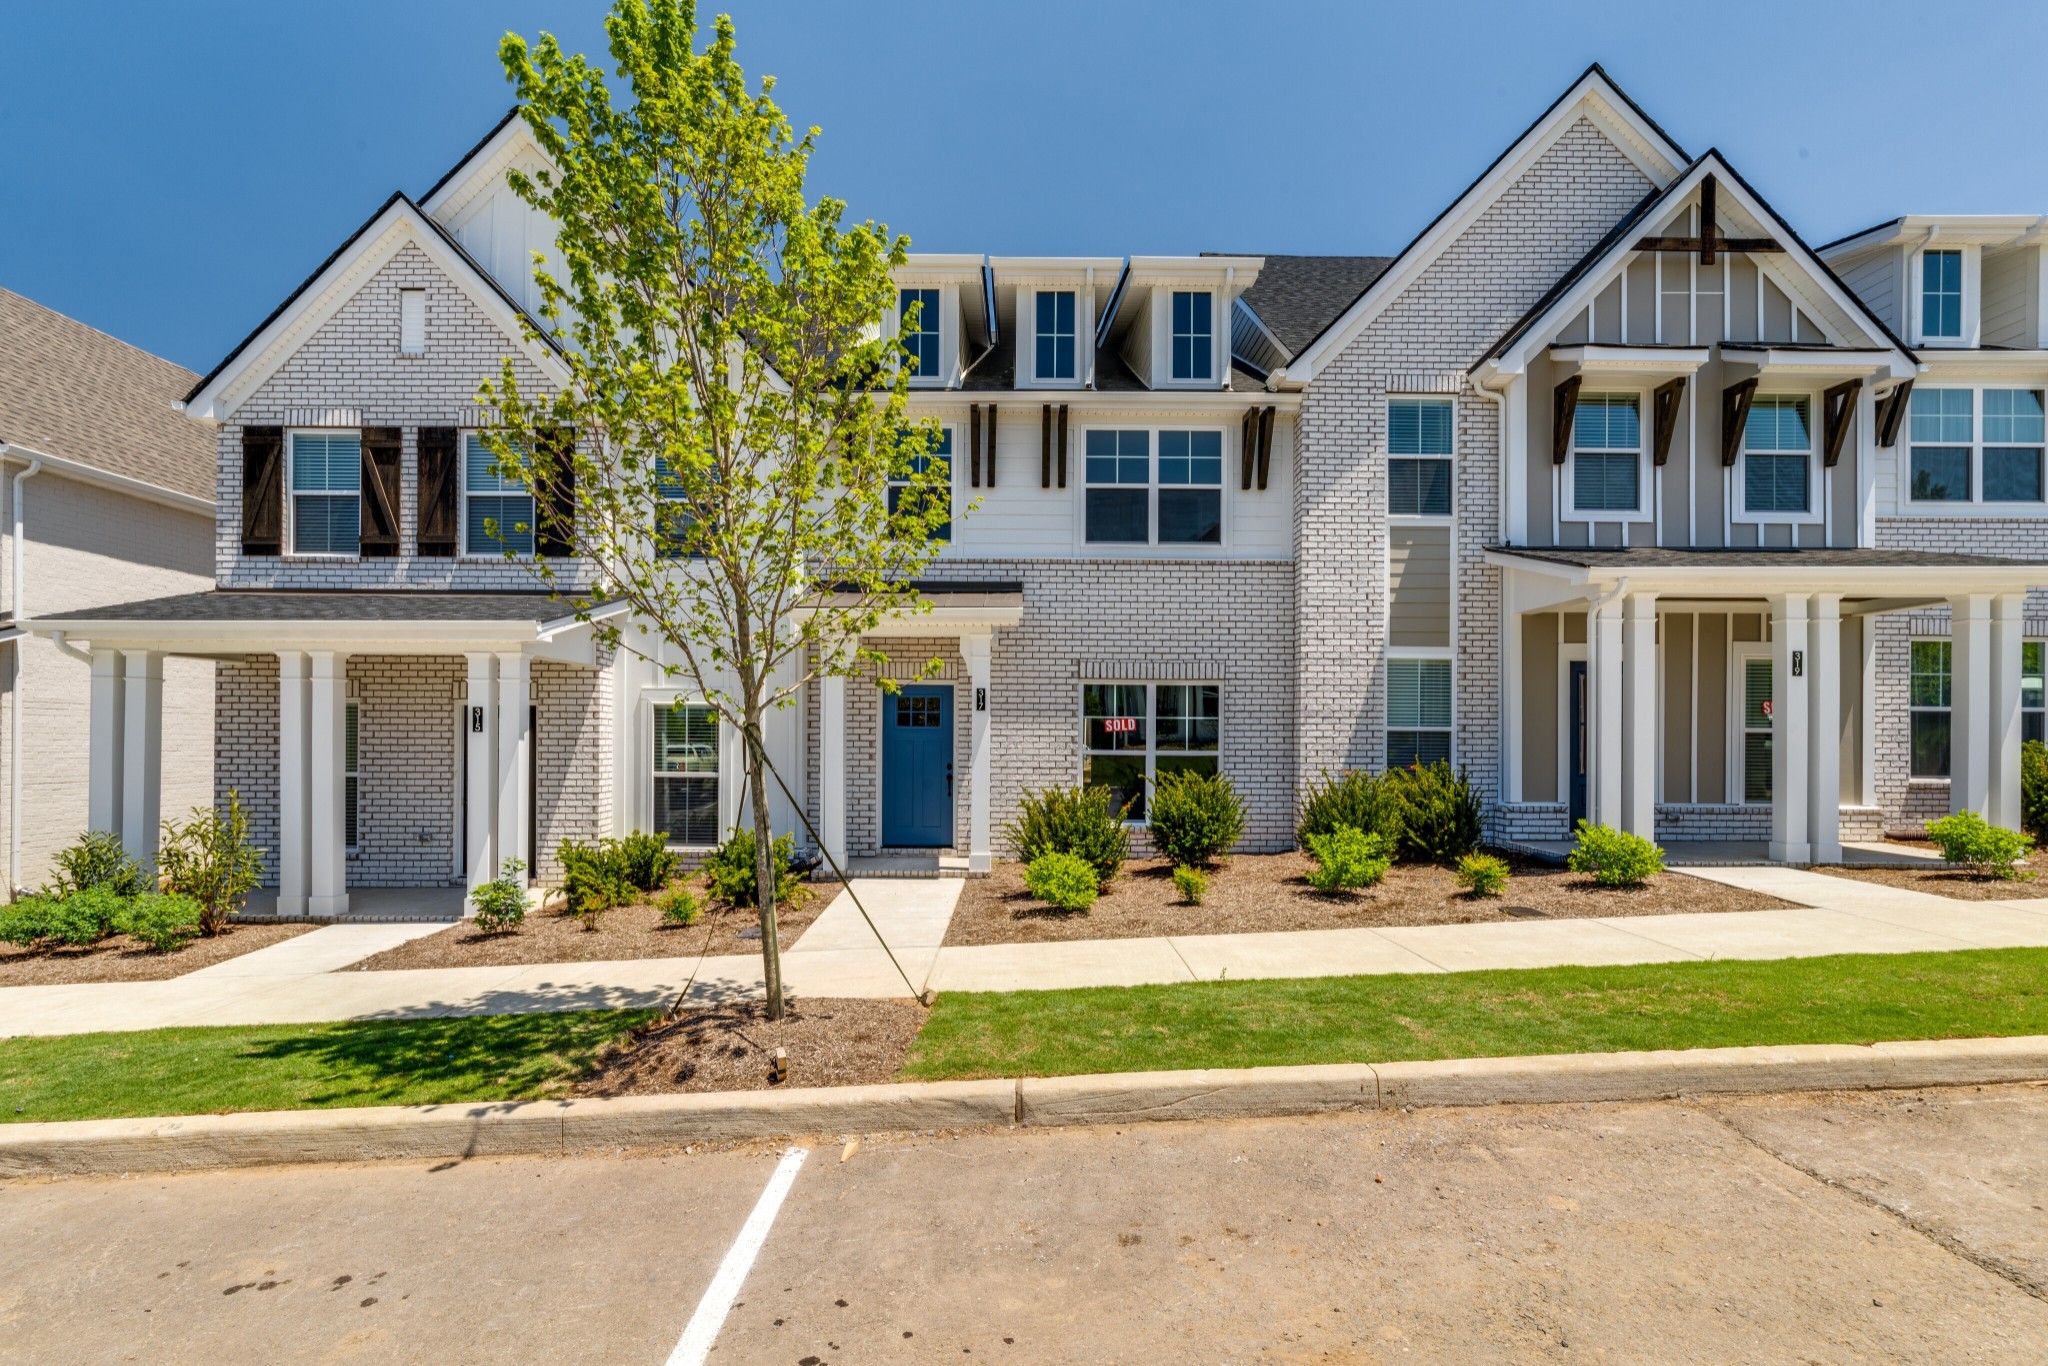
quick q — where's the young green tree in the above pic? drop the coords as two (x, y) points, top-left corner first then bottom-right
(484, 0), (952, 1018)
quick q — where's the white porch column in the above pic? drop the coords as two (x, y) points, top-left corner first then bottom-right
(1769, 593), (1811, 864)
(1619, 592), (1658, 840)
(276, 652), (312, 918)
(1949, 593), (1992, 816)
(1502, 576), (1523, 803)
(962, 631), (993, 874)
(87, 648), (125, 837)
(120, 651), (163, 869)
(307, 651), (349, 918)
(818, 673), (848, 867)
(496, 651), (531, 886)
(1989, 592), (2026, 830)
(1587, 596), (1624, 829)
(1807, 594), (1842, 865)
(464, 653), (498, 897)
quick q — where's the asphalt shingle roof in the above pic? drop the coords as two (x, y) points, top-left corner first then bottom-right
(0, 288), (217, 501)
(1223, 254), (1397, 356)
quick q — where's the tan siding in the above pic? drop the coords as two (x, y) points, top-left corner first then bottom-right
(1387, 525), (1451, 648)
(1522, 613), (1559, 801)
(1662, 612), (1692, 802)
(1697, 613), (1728, 803)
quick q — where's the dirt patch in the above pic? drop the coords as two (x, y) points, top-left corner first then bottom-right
(572, 995), (926, 1095)
(942, 852), (1798, 947)
(0, 922), (315, 987)
(343, 880), (837, 971)
(1815, 862), (2045, 902)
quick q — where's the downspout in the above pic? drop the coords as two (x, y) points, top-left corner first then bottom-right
(1473, 380), (1511, 812)
(6, 454), (43, 900)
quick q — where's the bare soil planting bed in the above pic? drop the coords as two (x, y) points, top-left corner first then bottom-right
(344, 881), (837, 972)
(942, 853), (1798, 947)
(0, 923), (314, 987)
(572, 995), (925, 1095)
(1816, 862), (2046, 902)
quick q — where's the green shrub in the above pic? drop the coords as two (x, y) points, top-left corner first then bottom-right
(1006, 786), (1130, 889)
(44, 886), (129, 947)
(1925, 811), (2034, 880)
(1172, 864), (1208, 905)
(1024, 851), (1100, 911)
(156, 791), (265, 934)
(557, 839), (630, 923)
(703, 828), (805, 909)
(1567, 822), (1665, 887)
(1297, 769), (1402, 847)
(471, 859), (530, 934)
(0, 896), (60, 949)
(115, 893), (205, 953)
(49, 830), (150, 899)
(1146, 770), (1246, 868)
(657, 883), (703, 926)
(2023, 740), (2048, 839)
(1303, 825), (1393, 893)
(610, 830), (679, 893)
(1386, 762), (1483, 865)
(1456, 853), (1510, 898)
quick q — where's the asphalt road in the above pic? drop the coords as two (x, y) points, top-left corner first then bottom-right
(3, 1084), (2046, 1363)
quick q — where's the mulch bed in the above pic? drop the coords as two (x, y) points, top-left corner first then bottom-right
(0, 923), (315, 987)
(343, 879), (838, 972)
(941, 852), (1799, 947)
(572, 996), (926, 1095)
(1815, 863), (2046, 902)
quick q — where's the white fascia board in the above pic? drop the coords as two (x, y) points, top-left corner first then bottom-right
(1548, 345), (1710, 374)
(898, 255), (986, 283)
(21, 617), (548, 654)
(420, 114), (560, 222)
(903, 390), (1299, 411)
(184, 201), (569, 421)
(1281, 71), (1687, 385)
(851, 603), (1024, 636)
(1126, 256), (1263, 289)
(1912, 350), (2048, 382)
(987, 256), (1124, 277)
(1479, 550), (2046, 596)
(1827, 215), (2048, 255)
(1717, 346), (1901, 381)
(0, 443), (212, 515)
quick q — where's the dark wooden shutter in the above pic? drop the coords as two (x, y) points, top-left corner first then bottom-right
(538, 426), (577, 558)
(240, 426), (284, 555)
(416, 427), (459, 557)
(359, 427), (403, 557)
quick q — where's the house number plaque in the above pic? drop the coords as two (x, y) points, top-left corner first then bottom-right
(471, 706), (485, 733)
(975, 687), (987, 712)
(1791, 650), (1804, 677)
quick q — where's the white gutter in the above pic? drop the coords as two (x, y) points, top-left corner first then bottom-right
(0, 440), (211, 517)
(47, 629), (91, 665)
(5, 457), (39, 901)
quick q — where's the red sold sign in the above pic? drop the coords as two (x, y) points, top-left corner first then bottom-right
(1103, 717), (1137, 733)
(1761, 700), (1773, 718)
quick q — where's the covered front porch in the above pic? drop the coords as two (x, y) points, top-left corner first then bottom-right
(1489, 547), (2048, 865)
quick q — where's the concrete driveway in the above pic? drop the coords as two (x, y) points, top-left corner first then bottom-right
(2, 1085), (2044, 1362)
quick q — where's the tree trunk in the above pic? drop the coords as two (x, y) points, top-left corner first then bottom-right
(746, 713), (785, 1020)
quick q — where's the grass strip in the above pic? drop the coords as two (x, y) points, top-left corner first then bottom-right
(0, 1009), (655, 1124)
(903, 948), (2048, 1081)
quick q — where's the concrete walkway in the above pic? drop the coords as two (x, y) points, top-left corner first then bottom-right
(5, 868), (2048, 1038)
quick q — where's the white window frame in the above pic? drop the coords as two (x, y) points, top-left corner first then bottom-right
(1738, 391), (1820, 524)
(1732, 648), (1772, 805)
(895, 286), (950, 388)
(1164, 289), (1216, 387)
(1566, 389), (1649, 521)
(284, 428), (362, 560)
(1077, 681), (1222, 826)
(886, 422), (957, 543)
(345, 699), (360, 852)
(2026, 639), (2046, 748)
(1078, 424), (1229, 551)
(1029, 289), (1078, 385)
(1903, 385), (2048, 513)
(1909, 638), (1953, 781)
(459, 431), (537, 560)
(649, 698), (724, 850)
(1386, 395), (1455, 522)
(1914, 247), (1969, 345)
(1384, 649), (1454, 769)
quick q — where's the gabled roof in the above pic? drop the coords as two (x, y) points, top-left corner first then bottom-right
(1275, 64), (1689, 386)
(0, 287), (216, 503)
(1220, 255), (1396, 356)
(420, 107), (524, 211)
(1476, 151), (1918, 379)
(182, 192), (567, 421)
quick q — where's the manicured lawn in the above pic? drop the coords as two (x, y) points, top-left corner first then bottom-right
(0, 1009), (654, 1124)
(902, 948), (2048, 1081)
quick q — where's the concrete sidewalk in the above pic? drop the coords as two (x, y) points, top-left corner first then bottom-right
(5, 868), (2048, 1037)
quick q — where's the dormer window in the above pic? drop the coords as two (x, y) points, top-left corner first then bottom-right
(1170, 291), (1213, 381)
(1922, 250), (1963, 340)
(1035, 291), (1076, 382)
(899, 288), (942, 376)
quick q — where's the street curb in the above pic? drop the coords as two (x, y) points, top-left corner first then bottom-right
(4, 1035), (2044, 1177)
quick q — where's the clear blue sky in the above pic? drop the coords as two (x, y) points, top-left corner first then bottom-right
(7, 0), (2047, 373)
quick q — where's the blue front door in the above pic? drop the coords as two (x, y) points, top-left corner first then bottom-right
(882, 685), (953, 847)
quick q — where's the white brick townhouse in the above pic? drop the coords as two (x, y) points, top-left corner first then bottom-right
(27, 66), (2048, 916)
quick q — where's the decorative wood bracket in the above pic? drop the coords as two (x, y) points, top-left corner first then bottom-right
(1040, 404), (1052, 488)
(1633, 174), (1784, 262)
(1057, 403), (1069, 488)
(1721, 376), (1759, 467)
(985, 404), (998, 487)
(1651, 378), (1685, 467)
(1552, 374), (1582, 465)
(969, 403), (982, 487)
(1240, 409), (1256, 490)
(1874, 379), (1914, 449)
(1821, 379), (1862, 468)
(1256, 406), (1276, 490)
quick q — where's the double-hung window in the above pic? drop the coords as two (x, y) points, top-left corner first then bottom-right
(1170, 291), (1212, 382)
(1084, 430), (1149, 543)
(899, 288), (942, 378)
(1910, 640), (1952, 779)
(1922, 249), (1963, 340)
(1743, 395), (1812, 515)
(653, 703), (720, 846)
(1084, 429), (1221, 545)
(344, 700), (360, 851)
(1742, 657), (1772, 802)
(1035, 291), (1076, 382)
(1386, 658), (1452, 767)
(1909, 388), (2046, 506)
(887, 428), (953, 541)
(654, 457), (695, 560)
(1080, 682), (1219, 822)
(1984, 389), (2045, 502)
(1388, 398), (1453, 516)
(289, 431), (361, 556)
(1157, 431), (1222, 543)
(2025, 642), (2045, 746)
(463, 434), (534, 557)
(1571, 394), (1641, 515)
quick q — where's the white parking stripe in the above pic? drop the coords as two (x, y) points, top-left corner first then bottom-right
(665, 1146), (810, 1366)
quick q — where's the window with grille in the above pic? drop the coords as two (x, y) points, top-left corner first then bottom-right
(886, 428), (952, 541)
(1387, 657), (1452, 768)
(1388, 398), (1453, 516)
(1080, 683), (1219, 823)
(1170, 291), (1213, 381)
(653, 704), (720, 847)
(1035, 290), (1076, 381)
(1921, 249), (1962, 339)
(1083, 428), (1222, 545)
(899, 288), (942, 377)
